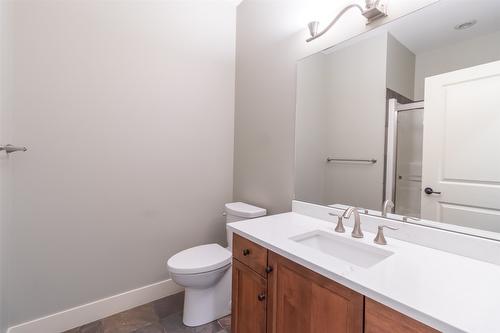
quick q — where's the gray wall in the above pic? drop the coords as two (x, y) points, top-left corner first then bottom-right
(387, 33), (416, 101)
(1, 0), (236, 328)
(295, 53), (327, 205)
(234, 0), (439, 214)
(0, 1), (9, 331)
(323, 34), (388, 210)
(233, 1), (297, 215)
(0, 1), (14, 330)
(295, 32), (414, 211)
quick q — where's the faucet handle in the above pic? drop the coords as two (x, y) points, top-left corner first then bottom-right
(374, 225), (399, 245)
(329, 213), (345, 233)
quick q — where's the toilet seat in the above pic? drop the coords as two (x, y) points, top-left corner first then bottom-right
(167, 243), (231, 275)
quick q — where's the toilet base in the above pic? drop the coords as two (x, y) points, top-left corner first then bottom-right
(182, 266), (232, 327)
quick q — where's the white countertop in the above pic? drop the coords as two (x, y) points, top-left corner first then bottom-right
(227, 212), (500, 333)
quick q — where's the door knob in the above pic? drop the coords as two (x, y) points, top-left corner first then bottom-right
(424, 187), (441, 195)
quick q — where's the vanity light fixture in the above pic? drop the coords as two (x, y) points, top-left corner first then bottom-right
(306, 0), (387, 42)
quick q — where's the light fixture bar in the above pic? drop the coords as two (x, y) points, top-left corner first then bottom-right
(306, 0), (387, 42)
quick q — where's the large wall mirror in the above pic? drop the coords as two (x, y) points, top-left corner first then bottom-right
(294, 0), (500, 240)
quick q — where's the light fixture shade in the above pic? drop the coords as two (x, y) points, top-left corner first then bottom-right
(308, 21), (319, 37)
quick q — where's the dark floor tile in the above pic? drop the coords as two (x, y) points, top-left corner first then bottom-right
(153, 292), (184, 319)
(80, 321), (104, 333)
(160, 312), (222, 333)
(101, 303), (159, 333)
(61, 296), (227, 333)
(216, 316), (230, 332)
(132, 322), (166, 333)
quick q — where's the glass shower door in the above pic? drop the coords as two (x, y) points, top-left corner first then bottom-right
(394, 108), (424, 217)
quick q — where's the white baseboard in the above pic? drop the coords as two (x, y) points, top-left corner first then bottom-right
(7, 279), (184, 333)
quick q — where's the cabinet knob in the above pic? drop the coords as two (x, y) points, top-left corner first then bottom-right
(242, 248), (250, 256)
(257, 293), (266, 301)
(265, 266), (273, 273)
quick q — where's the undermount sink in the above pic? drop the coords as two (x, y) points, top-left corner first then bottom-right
(290, 230), (394, 268)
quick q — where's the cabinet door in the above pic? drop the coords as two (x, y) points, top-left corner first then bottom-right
(231, 259), (267, 333)
(267, 252), (363, 333)
(365, 298), (440, 333)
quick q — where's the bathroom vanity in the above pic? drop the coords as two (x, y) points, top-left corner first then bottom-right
(229, 2), (500, 331)
(228, 202), (500, 333)
(232, 234), (436, 333)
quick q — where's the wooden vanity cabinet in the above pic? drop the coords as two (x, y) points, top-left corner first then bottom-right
(364, 298), (440, 333)
(231, 234), (270, 333)
(267, 252), (364, 333)
(231, 259), (268, 333)
(233, 233), (268, 277)
(231, 234), (439, 333)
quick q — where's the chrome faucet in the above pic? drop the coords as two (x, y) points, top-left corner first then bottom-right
(381, 199), (394, 217)
(342, 207), (363, 238)
(374, 225), (399, 245)
(329, 213), (346, 233)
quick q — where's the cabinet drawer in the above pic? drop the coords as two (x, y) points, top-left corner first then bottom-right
(233, 233), (268, 276)
(365, 298), (440, 333)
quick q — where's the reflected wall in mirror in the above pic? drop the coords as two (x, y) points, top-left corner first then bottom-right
(294, 0), (500, 239)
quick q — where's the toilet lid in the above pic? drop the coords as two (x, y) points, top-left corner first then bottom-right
(167, 244), (231, 274)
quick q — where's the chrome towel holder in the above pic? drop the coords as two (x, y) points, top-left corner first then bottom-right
(326, 157), (377, 164)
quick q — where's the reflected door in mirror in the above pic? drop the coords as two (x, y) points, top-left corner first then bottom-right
(421, 60), (500, 233)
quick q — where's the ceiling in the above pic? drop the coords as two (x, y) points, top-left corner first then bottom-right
(323, 0), (500, 55)
(390, 0), (500, 54)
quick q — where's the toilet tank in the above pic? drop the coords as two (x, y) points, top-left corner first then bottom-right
(225, 202), (266, 248)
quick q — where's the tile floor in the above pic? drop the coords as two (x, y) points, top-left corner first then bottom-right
(63, 292), (231, 333)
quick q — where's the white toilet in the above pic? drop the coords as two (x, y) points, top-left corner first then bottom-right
(167, 202), (266, 327)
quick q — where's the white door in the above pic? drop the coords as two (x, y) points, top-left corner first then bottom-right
(421, 60), (500, 233)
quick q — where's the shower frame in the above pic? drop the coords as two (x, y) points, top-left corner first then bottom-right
(385, 98), (424, 207)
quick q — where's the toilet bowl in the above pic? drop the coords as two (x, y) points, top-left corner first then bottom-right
(168, 244), (232, 327)
(167, 202), (266, 327)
